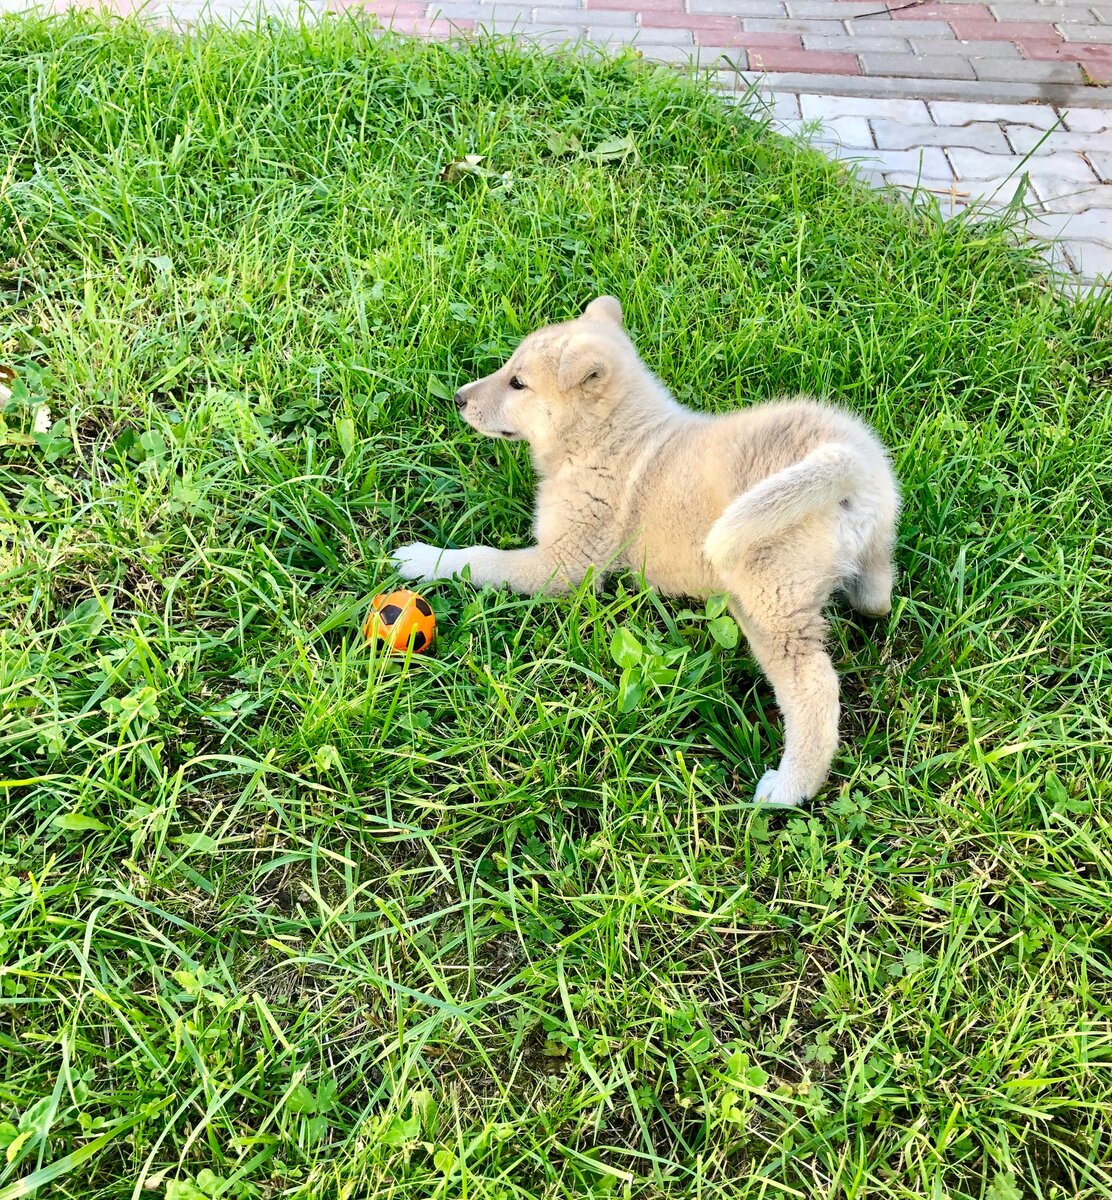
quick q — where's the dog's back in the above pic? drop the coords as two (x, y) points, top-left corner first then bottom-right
(706, 398), (899, 598)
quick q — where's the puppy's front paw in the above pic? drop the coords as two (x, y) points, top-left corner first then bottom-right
(752, 768), (805, 808)
(392, 542), (446, 582)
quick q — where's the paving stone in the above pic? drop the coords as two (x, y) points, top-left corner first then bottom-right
(712, 65), (754, 88)
(810, 145), (952, 177)
(948, 17), (1056, 39)
(212, 0), (325, 16)
(1020, 36), (1112, 59)
(1088, 151), (1112, 182)
(803, 33), (910, 51)
(928, 99), (1060, 128)
(640, 11), (736, 28)
(801, 93), (932, 123)
(913, 38), (1021, 57)
(851, 164), (886, 186)
(879, 172), (976, 202)
(408, 15), (477, 31)
(741, 15), (846, 31)
(976, 57), (1083, 81)
(444, 2), (532, 16)
(889, 1), (990, 19)
(251, 0), (328, 17)
(705, 44), (755, 63)
(764, 90), (803, 121)
(961, 174), (1045, 201)
(797, 112), (873, 145)
(534, 2), (602, 14)
(704, 29), (802, 46)
(803, 139), (866, 162)
(861, 52), (977, 77)
(948, 146), (1099, 180)
(339, 0), (424, 13)
(1059, 107), (1112, 133)
(614, 7), (673, 21)
(989, 1), (1096, 20)
(865, 145), (954, 175)
(1004, 123), (1103, 153)
(536, 18), (597, 32)
(1078, 53), (1112, 82)
(136, 0), (223, 18)
(749, 71), (1103, 105)
(1059, 22), (1112, 42)
(787, 0), (879, 13)
(466, 13), (538, 29)
(1039, 240), (1080, 278)
(1029, 176), (1112, 208)
(689, 0), (784, 11)
(1067, 239), (1112, 281)
(748, 45), (860, 69)
(1028, 207), (1112, 247)
(633, 24), (692, 39)
(850, 18), (954, 36)
(580, 6), (644, 20)
(585, 0), (682, 10)
(872, 116), (1011, 151)
(642, 41), (714, 60)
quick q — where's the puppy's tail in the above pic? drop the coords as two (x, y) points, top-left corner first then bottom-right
(704, 443), (863, 569)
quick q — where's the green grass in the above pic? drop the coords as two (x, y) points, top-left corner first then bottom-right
(1, 12), (1111, 1199)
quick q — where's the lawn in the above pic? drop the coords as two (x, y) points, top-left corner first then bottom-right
(1, 12), (1111, 1198)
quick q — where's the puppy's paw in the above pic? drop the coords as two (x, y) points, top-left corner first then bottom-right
(392, 542), (446, 582)
(752, 769), (805, 809)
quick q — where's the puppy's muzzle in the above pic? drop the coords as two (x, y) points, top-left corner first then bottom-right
(454, 390), (468, 411)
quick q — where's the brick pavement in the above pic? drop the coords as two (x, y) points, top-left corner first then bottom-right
(771, 92), (1112, 279)
(1, 0), (1109, 281)
(336, 0), (1112, 102)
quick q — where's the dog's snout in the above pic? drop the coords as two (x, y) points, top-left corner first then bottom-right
(454, 390), (468, 411)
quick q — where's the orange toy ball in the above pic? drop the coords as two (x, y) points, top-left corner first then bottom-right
(364, 589), (436, 654)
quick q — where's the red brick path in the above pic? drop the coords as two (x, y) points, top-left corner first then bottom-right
(336, 0), (1112, 85)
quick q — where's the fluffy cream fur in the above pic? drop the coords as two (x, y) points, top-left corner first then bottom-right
(393, 296), (900, 807)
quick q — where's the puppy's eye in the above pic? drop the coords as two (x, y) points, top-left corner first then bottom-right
(509, 376), (526, 391)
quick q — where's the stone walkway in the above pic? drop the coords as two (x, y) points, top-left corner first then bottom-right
(771, 92), (1111, 279)
(2, 0), (1110, 281)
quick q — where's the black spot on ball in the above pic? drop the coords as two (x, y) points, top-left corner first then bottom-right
(411, 630), (427, 651)
(380, 603), (403, 624)
(415, 597), (433, 618)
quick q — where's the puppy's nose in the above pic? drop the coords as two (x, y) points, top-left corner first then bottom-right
(454, 390), (468, 411)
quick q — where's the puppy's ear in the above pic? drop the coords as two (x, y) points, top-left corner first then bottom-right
(557, 333), (611, 393)
(582, 295), (623, 325)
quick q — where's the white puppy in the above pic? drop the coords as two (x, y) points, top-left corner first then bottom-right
(393, 297), (899, 807)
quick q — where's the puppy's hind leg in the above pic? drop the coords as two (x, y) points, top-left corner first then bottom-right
(724, 538), (843, 808)
(845, 529), (895, 618)
(843, 471), (899, 619)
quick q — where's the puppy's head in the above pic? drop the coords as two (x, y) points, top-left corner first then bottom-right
(453, 296), (631, 460)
